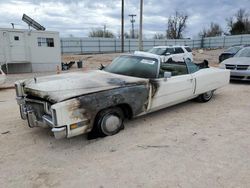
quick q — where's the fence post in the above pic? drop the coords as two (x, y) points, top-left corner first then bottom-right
(129, 40), (131, 52)
(98, 39), (101, 53)
(209, 38), (211, 48)
(240, 35), (243, 45)
(114, 39), (116, 53)
(60, 39), (63, 54)
(80, 39), (83, 54)
(192, 39), (194, 48)
(223, 36), (225, 48)
(201, 37), (204, 48)
(153, 39), (155, 46)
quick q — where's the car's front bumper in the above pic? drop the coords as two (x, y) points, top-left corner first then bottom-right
(16, 97), (67, 139)
(230, 70), (250, 81)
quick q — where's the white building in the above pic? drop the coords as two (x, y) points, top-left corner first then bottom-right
(0, 28), (61, 73)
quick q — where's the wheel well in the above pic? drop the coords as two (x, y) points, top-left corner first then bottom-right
(116, 103), (133, 119)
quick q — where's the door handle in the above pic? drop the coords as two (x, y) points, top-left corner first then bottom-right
(187, 78), (193, 82)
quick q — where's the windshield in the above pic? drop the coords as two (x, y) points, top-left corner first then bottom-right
(104, 55), (159, 79)
(148, 48), (167, 55)
(235, 48), (250, 57)
(225, 46), (242, 54)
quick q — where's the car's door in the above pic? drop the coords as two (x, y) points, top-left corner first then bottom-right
(148, 61), (195, 112)
(173, 47), (185, 61)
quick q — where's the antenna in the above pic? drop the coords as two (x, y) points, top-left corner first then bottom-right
(22, 14), (46, 31)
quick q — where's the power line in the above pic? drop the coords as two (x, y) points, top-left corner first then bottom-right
(129, 14), (136, 38)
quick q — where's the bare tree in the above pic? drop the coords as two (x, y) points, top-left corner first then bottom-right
(153, 33), (165, 39)
(199, 22), (223, 37)
(227, 8), (250, 35)
(89, 29), (115, 38)
(166, 11), (188, 39)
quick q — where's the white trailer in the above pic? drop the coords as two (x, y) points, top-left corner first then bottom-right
(0, 28), (61, 73)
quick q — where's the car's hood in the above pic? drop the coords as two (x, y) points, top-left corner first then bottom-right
(23, 70), (148, 103)
(221, 57), (250, 65)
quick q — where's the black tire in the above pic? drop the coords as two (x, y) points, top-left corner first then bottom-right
(196, 91), (214, 102)
(95, 107), (124, 137)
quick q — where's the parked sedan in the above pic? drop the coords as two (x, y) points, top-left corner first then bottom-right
(219, 45), (245, 63)
(220, 47), (250, 81)
(15, 52), (229, 139)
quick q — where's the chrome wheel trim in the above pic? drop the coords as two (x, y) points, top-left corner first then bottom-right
(101, 114), (121, 135)
(203, 91), (213, 100)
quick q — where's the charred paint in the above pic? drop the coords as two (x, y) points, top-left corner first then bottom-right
(149, 79), (160, 97)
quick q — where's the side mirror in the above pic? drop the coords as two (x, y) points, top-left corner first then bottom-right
(164, 71), (172, 79)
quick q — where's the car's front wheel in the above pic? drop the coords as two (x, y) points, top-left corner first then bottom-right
(95, 107), (124, 137)
(196, 90), (214, 102)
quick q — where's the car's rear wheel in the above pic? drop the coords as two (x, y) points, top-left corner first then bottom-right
(196, 90), (214, 102)
(95, 107), (124, 137)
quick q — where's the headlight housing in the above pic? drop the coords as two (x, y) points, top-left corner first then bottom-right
(219, 63), (226, 69)
(15, 81), (25, 97)
(51, 108), (58, 126)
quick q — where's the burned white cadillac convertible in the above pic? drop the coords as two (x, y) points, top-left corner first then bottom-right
(15, 52), (230, 139)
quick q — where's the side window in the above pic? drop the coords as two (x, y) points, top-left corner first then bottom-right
(14, 36), (19, 41)
(174, 47), (184, 54)
(186, 59), (199, 73)
(37, 37), (54, 47)
(166, 48), (174, 54)
(185, 47), (192, 52)
(159, 61), (188, 78)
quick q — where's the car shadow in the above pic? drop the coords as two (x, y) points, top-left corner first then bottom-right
(46, 99), (197, 149)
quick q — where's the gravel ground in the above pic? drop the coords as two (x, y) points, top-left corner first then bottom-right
(1, 49), (250, 187)
(0, 81), (250, 188)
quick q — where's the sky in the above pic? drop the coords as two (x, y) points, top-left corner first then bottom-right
(0, 0), (249, 39)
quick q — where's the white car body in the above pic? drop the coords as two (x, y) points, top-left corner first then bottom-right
(0, 69), (6, 86)
(15, 52), (229, 139)
(147, 45), (193, 62)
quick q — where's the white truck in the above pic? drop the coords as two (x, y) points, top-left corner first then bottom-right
(147, 45), (193, 62)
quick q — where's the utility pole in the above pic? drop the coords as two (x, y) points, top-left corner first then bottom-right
(139, 0), (143, 51)
(121, 0), (124, 52)
(103, 24), (106, 38)
(129, 14), (136, 38)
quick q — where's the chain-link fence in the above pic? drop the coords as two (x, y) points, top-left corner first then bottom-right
(61, 34), (250, 54)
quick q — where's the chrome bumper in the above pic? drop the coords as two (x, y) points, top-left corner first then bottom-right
(230, 70), (250, 81)
(16, 97), (67, 139)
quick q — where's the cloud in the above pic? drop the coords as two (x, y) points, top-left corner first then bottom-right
(0, 0), (249, 38)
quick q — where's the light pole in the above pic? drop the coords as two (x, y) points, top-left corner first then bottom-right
(139, 0), (143, 51)
(121, 0), (124, 52)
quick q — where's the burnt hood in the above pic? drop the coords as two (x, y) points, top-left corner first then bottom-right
(23, 70), (148, 103)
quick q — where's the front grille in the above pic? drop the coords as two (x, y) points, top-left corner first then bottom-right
(237, 65), (249, 70)
(25, 98), (52, 121)
(226, 64), (249, 70)
(225, 65), (236, 70)
(26, 101), (45, 121)
(230, 76), (245, 79)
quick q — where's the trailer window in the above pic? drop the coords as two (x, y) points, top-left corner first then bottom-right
(14, 36), (19, 41)
(37, 37), (54, 47)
